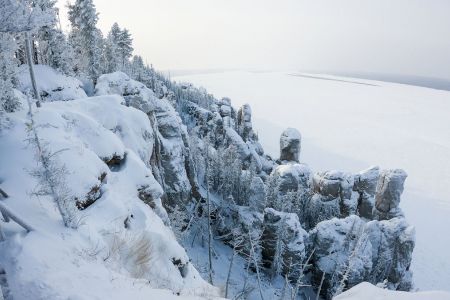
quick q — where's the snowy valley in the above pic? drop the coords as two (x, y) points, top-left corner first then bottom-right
(1, 1), (450, 300)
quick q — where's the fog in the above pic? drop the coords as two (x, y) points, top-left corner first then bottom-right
(57, 0), (450, 80)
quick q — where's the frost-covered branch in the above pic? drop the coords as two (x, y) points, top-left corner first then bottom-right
(26, 101), (77, 228)
(0, 202), (35, 233)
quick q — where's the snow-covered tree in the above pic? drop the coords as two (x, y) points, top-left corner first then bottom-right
(270, 218), (287, 278)
(117, 28), (133, 71)
(103, 23), (121, 73)
(0, 33), (20, 113)
(265, 174), (281, 209)
(39, 28), (75, 74)
(218, 146), (241, 199)
(1, 0), (55, 106)
(68, 0), (103, 82)
(130, 55), (149, 82)
(0, 0), (55, 33)
(34, 0), (75, 75)
(103, 23), (133, 73)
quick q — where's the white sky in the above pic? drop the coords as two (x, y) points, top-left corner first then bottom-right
(57, 0), (450, 79)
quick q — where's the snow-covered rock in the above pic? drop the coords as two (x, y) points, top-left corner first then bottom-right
(373, 169), (407, 220)
(307, 170), (357, 228)
(248, 177), (266, 212)
(280, 128), (301, 162)
(0, 94), (219, 299)
(365, 217), (415, 291)
(335, 282), (450, 300)
(310, 216), (371, 299)
(237, 104), (254, 142)
(353, 166), (380, 219)
(261, 208), (308, 279)
(272, 163), (312, 194)
(310, 215), (415, 299)
(95, 72), (193, 206)
(17, 65), (87, 102)
(218, 97), (235, 128)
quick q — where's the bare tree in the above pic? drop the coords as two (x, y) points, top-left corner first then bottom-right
(225, 229), (246, 298)
(205, 139), (213, 284)
(246, 227), (264, 300)
(291, 248), (315, 300)
(316, 271), (325, 300)
(24, 32), (42, 107)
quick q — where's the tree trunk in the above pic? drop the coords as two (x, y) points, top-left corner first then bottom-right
(206, 143), (213, 285)
(0, 222), (5, 242)
(24, 32), (42, 108)
(225, 250), (235, 298)
(316, 271), (325, 300)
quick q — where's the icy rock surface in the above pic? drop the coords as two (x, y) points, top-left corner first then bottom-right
(373, 169), (407, 220)
(95, 72), (193, 206)
(248, 177), (266, 212)
(307, 170), (358, 228)
(310, 215), (415, 299)
(272, 163), (312, 194)
(218, 97), (235, 128)
(353, 166), (380, 219)
(261, 208), (308, 278)
(280, 127), (302, 162)
(237, 103), (255, 142)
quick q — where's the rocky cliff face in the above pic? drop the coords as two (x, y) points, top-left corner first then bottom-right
(95, 72), (195, 207)
(90, 71), (414, 299)
(162, 76), (415, 299)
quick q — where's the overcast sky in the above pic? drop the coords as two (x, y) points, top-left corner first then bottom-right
(57, 0), (450, 79)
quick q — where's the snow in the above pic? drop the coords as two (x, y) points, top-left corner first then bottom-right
(17, 65), (87, 101)
(0, 93), (219, 299)
(335, 282), (450, 300)
(174, 70), (450, 292)
(280, 128), (301, 144)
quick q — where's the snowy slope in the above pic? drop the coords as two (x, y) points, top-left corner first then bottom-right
(16, 65), (87, 101)
(335, 282), (450, 300)
(0, 93), (219, 299)
(174, 71), (450, 292)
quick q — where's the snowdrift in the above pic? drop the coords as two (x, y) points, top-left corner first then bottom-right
(16, 65), (87, 102)
(335, 282), (450, 300)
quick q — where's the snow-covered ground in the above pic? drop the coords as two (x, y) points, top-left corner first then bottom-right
(0, 91), (219, 299)
(174, 71), (450, 292)
(335, 282), (450, 300)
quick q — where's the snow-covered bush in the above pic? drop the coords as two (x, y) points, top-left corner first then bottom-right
(17, 65), (87, 102)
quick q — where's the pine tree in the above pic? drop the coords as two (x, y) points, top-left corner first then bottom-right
(37, 26), (75, 74)
(104, 23), (133, 74)
(130, 55), (148, 82)
(68, 0), (103, 82)
(266, 174), (281, 209)
(271, 218), (286, 278)
(103, 23), (121, 73)
(117, 28), (133, 71)
(32, 0), (73, 74)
